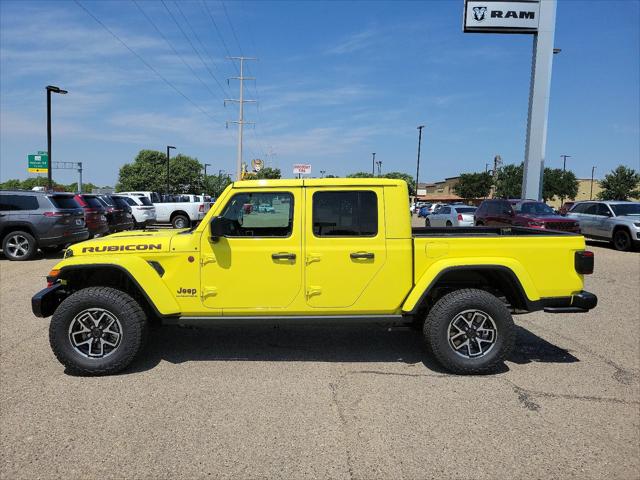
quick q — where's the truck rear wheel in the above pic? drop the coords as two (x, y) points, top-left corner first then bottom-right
(172, 214), (190, 229)
(49, 287), (148, 375)
(423, 288), (514, 374)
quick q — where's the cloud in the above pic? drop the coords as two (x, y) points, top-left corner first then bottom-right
(324, 28), (378, 55)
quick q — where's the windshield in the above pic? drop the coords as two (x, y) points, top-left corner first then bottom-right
(610, 203), (640, 216)
(515, 202), (555, 215)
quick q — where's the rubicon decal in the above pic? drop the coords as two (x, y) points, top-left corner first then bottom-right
(82, 244), (162, 253)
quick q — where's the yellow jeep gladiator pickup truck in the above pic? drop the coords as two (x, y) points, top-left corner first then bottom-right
(32, 179), (597, 375)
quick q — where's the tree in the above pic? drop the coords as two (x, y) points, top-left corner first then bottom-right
(453, 172), (493, 199)
(66, 182), (98, 193)
(542, 168), (578, 202)
(597, 165), (640, 200)
(494, 164), (523, 198)
(346, 172), (374, 178)
(116, 150), (203, 194)
(255, 167), (281, 179)
(0, 179), (23, 190)
(382, 172), (416, 196)
(204, 172), (232, 197)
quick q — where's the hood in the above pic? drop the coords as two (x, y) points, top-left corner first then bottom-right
(615, 215), (640, 223)
(66, 229), (185, 257)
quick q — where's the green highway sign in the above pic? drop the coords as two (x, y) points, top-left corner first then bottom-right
(28, 153), (48, 173)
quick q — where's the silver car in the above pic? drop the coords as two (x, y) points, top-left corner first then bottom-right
(426, 205), (477, 227)
(566, 201), (640, 251)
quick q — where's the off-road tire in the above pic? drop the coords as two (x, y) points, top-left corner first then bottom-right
(172, 214), (190, 229)
(2, 230), (37, 261)
(49, 287), (148, 375)
(612, 229), (632, 252)
(423, 288), (515, 374)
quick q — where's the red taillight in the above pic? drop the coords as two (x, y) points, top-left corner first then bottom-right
(199, 204), (204, 212)
(457, 214), (463, 221)
(43, 211), (64, 217)
(575, 251), (594, 275)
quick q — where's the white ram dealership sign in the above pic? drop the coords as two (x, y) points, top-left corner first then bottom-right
(464, 1), (540, 33)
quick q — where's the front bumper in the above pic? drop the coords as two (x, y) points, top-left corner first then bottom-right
(542, 290), (598, 313)
(32, 283), (66, 318)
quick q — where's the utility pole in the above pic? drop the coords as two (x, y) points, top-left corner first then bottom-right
(416, 125), (425, 197)
(45, 85), (68, 191)
(561, 154), (571, 171)
(492, 155), (502, 198)
(166, 145), (176, 195)
(226, 56), (257, 180)
(485, 163), (490, 173)
(371, 153), (376, 176)
(590, 166), (596, 200)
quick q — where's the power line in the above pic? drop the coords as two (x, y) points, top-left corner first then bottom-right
(221, 0), (244, 57)
(160, 0), (229, 98)
(173, 0), (231, 97)
(131, 0), (223, 105)
(200, 0), (240, 75)
(74, 0), (218, 121)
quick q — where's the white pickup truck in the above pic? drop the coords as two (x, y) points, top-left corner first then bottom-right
(117, 191), (209, 228)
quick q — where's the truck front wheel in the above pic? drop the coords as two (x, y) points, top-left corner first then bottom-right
(423, 289), (515, 374)
(171, 214), (190, 229)
(49, 287), (148, 375)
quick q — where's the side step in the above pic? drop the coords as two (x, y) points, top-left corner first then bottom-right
(164, 315), (408, 327)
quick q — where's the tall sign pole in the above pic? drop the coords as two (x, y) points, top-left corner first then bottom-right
(416, 125), (425, 196)
(521, 0), (557, 200)
(463, 0), (556, 201)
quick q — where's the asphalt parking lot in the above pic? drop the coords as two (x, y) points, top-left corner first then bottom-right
(1, 222), (639, 479)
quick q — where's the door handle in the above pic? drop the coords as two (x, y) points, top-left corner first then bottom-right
(272, 252), (296, 260)
(350, 252), (374, 259)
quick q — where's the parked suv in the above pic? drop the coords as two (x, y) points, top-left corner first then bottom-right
(115, 194), (156, 228)
(96, 195), (134, 233)
(73, 194), (109, 238)
(0, 191), (89, 260)
(566, 201), (640, 251)
(475, 199), (580, 232)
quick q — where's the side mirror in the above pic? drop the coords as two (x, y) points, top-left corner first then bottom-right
(209, 216), (226, 242)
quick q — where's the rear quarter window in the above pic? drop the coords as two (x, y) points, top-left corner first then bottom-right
(48, 195), (80, 209)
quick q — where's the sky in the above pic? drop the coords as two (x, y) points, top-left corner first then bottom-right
(1, 0), (639, 187)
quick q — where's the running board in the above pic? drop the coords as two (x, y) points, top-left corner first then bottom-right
(164, 315), (407, 327)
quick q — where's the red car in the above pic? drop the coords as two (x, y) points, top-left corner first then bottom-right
(475, 199), (580, 232)
(73, 194), (109, 238)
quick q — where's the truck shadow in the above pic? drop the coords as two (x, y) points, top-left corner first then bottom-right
(124, 324), (579, 375)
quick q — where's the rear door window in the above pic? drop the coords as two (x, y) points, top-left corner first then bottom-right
(0, 194), (39, 211)
(312, 191), (377, 237)
(138, 197), (153, 206)
(49, 195), (79, 209)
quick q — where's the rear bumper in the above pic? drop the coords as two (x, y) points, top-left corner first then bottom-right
(542, 290), (598, 313)
(32, 283), (66, 318)
(39, 229), (90, 247)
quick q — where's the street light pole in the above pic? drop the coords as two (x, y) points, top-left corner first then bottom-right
(166, 145), (176, 195)
(45, 85), (68, 191)
(371, 153), (376, 176)
(590, 166), (596, 200)
(561, 154), (571, 171)
(416, 125), (425, 197)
